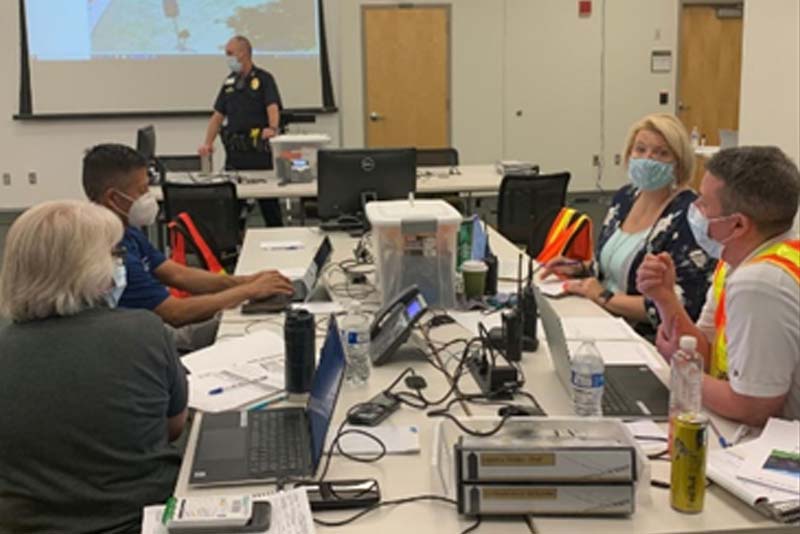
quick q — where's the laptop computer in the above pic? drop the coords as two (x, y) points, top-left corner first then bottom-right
(537, 289), (669, 419)
(242, 236), (332, 314)
(189, 315), (346, 486)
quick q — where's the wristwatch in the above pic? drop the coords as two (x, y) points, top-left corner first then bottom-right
(598, 289), (615, 306)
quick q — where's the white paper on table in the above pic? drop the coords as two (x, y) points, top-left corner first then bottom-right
(562, 317), (640, 341)
(291, 301), (345, 315)
(449, 310), (502, 337)
(537, 279), (567, 298)
(625, 420), (668, 454)
(737, 418), (800, 494)
(253, 488), (315, 534)
(182, 329), (284, 375)
(331, 425), (421, 455)
(141, 489), (315, 534)
(567, 340), (664, 369)
(188, 353), (285, 413)
(259, 240), (304, 251)
(708, 441), (799, 506)
(140, 505), (168, 534)
(497, 258), (538, 280)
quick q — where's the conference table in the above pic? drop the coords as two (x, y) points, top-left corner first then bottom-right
(172, 225), (791, 533)
(150, 164), (504, 201)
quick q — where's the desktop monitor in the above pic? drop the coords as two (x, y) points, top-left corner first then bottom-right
(136, 125), (156, 162)
(317, 148), (417, 221)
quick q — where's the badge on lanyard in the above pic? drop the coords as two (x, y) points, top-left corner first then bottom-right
(251, 77), (260, 91)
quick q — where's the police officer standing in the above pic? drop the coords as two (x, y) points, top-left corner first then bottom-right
(199, 35), (283, 226)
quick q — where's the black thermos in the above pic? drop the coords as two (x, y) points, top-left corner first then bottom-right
(284, 310), (316, 394)
(484, 252), (499, 296)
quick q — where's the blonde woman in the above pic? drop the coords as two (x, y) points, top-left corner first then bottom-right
(0, 200), (187, 533)
(542, 113), (716, 331)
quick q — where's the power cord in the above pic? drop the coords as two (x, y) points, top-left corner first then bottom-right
(312, 494), (457, 527)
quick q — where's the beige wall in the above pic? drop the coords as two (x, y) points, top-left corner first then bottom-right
(738, 0), (800, 228)
(739, 0), (800, 164)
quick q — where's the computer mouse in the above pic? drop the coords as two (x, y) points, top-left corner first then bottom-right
(497, 404), (543, 417)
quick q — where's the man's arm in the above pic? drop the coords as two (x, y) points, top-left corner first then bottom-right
(168, 409), (189, 441)
(703, 376), (787, 427)
(267, 103), (280, 131)
(200, 111), (225, 155)
(155, 259), (243, 295)
(153, 271), (293, 327)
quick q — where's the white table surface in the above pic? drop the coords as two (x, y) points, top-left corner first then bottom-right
(151, 165), (503, 200)
(173, 227), (791, 533)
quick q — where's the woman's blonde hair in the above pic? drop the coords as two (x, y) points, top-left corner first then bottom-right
(0, 200), (123, 322)
(623, 113), (695, 186)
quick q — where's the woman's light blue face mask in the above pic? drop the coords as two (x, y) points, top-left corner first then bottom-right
(628, 158), (675, 191)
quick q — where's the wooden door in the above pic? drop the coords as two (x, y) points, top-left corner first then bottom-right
(678, 5), (743, 185)
(363, 5), (450, 148)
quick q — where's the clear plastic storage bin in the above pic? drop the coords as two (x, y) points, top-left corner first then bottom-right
(269, 133), (331, 183)
(366, 199), (462, 308)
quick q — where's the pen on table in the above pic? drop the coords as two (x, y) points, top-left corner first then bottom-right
(708, 419), (730, 448)
(730, 424), (751, 446)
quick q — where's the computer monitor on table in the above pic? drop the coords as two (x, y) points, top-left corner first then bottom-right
(136, 125), (156, 162)
(317, 148), (417, 225)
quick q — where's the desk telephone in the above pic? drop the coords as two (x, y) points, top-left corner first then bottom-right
(369, 286), (428, 366)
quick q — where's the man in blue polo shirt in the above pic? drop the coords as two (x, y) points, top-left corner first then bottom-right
(82, 144), (293, 350)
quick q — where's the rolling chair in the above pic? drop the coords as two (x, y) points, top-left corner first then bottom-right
(497, 171), (571, 256)
(416, 147), (459, 167)
(161, 181), (243, 272)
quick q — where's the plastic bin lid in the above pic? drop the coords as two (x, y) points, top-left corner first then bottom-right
(269, 133), (331, 144)
(365, 198), (462, 225)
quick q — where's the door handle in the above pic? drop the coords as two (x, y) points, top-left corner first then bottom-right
(369, 111), (384, 122)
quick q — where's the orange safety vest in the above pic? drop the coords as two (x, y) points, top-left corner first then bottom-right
(536, 207), (594, 264)
(710, 239), (800, 379)
(168, 212), (227, 298)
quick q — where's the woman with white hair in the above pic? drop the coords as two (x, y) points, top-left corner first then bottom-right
(541, 113), (716, 333)
(0, 200), (187, 533)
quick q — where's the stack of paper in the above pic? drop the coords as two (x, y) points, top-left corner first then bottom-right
(707, 418), (800, 523)
(561, 316), (640, 341)
(182, 330), (286, 413)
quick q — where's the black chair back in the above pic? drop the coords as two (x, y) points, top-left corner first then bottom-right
(161, 181), (241, 271)
(497, 171), (571, 255)
(416, 147), (459, 167)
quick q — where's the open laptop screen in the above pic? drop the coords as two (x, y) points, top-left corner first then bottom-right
(307, 315), (346, 469)
(302, 236), (333, 290)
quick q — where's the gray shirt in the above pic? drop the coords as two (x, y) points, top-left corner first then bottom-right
(0, 307), (188, 533)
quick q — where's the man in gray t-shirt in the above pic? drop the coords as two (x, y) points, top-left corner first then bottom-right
(0, 307), (188, 533)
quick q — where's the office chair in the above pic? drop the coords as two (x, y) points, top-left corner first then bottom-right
(161, 181), (242, 272)
(497, 171), (571, 256)
(416, 147), (459, 167)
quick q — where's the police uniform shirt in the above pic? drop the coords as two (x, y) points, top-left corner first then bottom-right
(213, 65), (282, 134)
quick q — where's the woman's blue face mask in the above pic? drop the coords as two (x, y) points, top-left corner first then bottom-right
(628, 158), (675, 191)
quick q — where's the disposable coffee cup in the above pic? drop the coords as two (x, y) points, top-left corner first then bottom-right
(462, 260), (489, 299)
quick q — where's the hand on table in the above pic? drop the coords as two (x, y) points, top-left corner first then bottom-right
(539, 255), (587, 280)
(245, 270), (294, 300)
(563, 277), (605, 303)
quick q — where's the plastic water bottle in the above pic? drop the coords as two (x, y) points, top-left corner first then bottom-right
(668, 336), (703, 449)
(690, 126), (700, 149)
(341, 303), (371, 386)
(570, 341), (604, 416)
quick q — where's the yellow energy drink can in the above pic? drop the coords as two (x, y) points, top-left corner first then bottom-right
(670, 412), (708, 513)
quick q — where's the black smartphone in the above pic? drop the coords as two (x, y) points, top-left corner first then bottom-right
(347, 391), (400, 426)
(294, 479), (380, 511)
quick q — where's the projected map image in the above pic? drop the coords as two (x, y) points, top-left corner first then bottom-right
(86, 0), (318, 56)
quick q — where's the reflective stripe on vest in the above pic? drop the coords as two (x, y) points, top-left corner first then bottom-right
(710, 239), (800, 379)
(536, 207), (594, 264)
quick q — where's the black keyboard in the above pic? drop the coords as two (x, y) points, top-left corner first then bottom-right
(247, 410), (310, 476)
(602, 375), (640, 415)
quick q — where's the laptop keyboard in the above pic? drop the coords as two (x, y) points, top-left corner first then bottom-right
(248, 410), (309, 476)
(602, 375), (640, 415)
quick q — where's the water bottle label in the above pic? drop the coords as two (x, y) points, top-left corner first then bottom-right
(347, 331), (359, 345)
(571, 371), (604, 388)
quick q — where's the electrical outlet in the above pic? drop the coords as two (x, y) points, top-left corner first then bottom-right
(28, 171), (37, 185)
(614, 154), (622, 165)
(2, 172), (10, 186)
